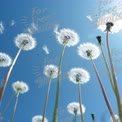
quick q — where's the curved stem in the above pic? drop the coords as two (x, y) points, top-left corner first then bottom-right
(0, 94), (15, 119)
(100, 45), (115, 93)
(106, 31), (122, 121)
(42, 78), (52, 122)
(53, 45), (66, 122)
(9, 93), (19, 122)
(90, 57), (116, 122)
(0, 45), (24, 103)
(78, 82), (84, 122)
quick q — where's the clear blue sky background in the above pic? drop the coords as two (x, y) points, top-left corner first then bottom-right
(0, 0), (122, 122)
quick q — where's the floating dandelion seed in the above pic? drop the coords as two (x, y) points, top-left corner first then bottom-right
(42, 45), (50, 54)
(12, 81), (29, 94)
(44, 64), (58, 79)
(68, 68), (90, 84)
(0, 22), (4, 34)
(77, 42), (100, 60)
(0, 33), (36, 103)
(110, 114), (120, 122)
(32, 115), (48, 122)
(54, 25), (80, 47)
(67, 102), (85, 115)
(0, 52), (12, 67)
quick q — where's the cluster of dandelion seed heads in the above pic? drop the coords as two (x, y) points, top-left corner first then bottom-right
(12, 81), (29, 94)
(32, 115), (48, 122)
(0, 52), (12, 67)
(110, 115), (120, 122)
(14, 33), (36, 50)
(67, 102), (85, 115)
(44, 64), (58, 79)
(54, 25), (80, 47)
(78, 42), (101, 60)
(68, 68), (90, 84)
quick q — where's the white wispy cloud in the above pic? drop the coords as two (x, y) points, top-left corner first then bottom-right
(0, 22), (4, 34)
(42, 45), (50, 54)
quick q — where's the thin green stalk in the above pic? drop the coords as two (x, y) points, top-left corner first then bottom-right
(99, 45), (115, 93)
(106, 31), (122, 121)
(0, 94), (15, 119)
(74, 114), (77, 122)
(78, 82), (84, 122)
(90, 57), (116, 122)
(53, 45), (66, 122)
(9, 93), (19, 122)
(0, 44), (24, 103)
(42, 78), (52, 122)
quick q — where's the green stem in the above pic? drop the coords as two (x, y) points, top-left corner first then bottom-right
(9, 93), (19, 122)
(78, 82), (84, 122)
(91, 113), (96, 122)
(99, 45), (115, 93)
(0, 45), (24, 103)
(42, 78), (52, 122)
(74, 114), (77, 122)
(53, 45), (66, 122)
(0, 94), (15, 119)
(106, 31), (122, 121)
(90, 57), (116, 122)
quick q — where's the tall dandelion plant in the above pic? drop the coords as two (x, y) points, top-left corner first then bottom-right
(42, 64), (58, 122)
(77, 42), (117, 121)
(68, 68), (90, 122)
(10, 81), (29, 122)
(67, 102), (85, 122)
(0, 33), (36, 103)
(53, 25), (80, 122)
(105, 22), (122, 121)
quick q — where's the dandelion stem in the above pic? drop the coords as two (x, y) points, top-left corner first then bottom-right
(0, 94), (15, 119)
(42, 78), (52, 122)
(106, 31), (122, 121)
(78, 82), (84, 122)
(9, 93), (19, 122)
(99, 44), (115, 93)
(91, 113), (96, 122)
(90, 57), (116, 122)
(0, 44), (24, 103)
(53, 45), (66, 122)
(74, 114), (77, 122)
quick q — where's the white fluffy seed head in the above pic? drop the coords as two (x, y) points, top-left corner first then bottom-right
(0, 52), (12, 67)
(12, 81), (29, 94)
(44, 64), (58, 79)
(110, 115), (120, 122)
(54, 25), (80, 47)
(78, 42), (100, 60)
(32, 115), (48, 122)
(68, 67), (90, 84)
(67, 102), (85, 115)
(14, 33), (36, 51)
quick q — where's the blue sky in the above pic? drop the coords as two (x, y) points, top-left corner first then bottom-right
(0, 0), (122, 122)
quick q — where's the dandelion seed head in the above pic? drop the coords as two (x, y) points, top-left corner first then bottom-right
(32, 115), (48, 122)
(68, 68), (90, 84)
(67, 102), (85, 115)
(0, 52), (12, 67)
(78, 42), (100, 60)
(110, 114), (120, 122)
(54, 26), (80, 47)
(97, 14), (122, 33)
(44, 64), (58, 79)
(12, 81), (29, 94)
(14, 33), (36, 51)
